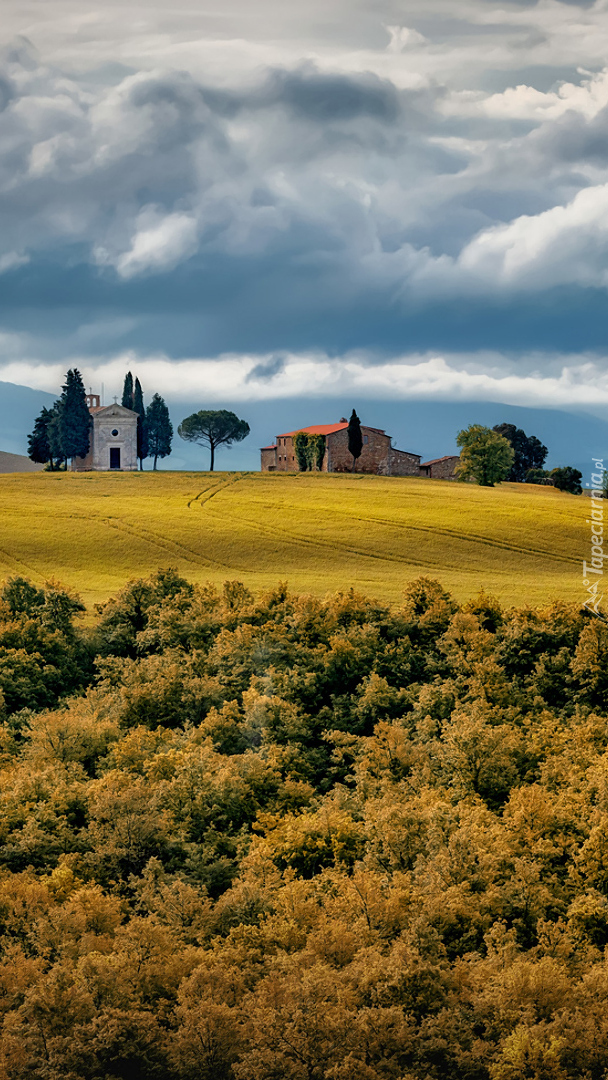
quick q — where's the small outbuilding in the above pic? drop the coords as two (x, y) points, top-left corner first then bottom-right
(71, 395), (138, 472)
(419, 455), (461, 480)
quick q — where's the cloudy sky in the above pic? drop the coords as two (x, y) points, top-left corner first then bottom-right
(2, 0), (608, 464)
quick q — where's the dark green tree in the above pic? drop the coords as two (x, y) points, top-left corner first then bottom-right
(178, 410), (250, 471)
(47, 408), (67, 470)
(456, 424), (514, 487)
(311, 433), (326, 471)
(348, 410), (363, 472)
(1, 577), (45, 616)
(526, 468), (551, 485)
(527, 435), (548, 470)
(493, 423), (548, 482)
(294, 432), (310, 471)
(145, 394), (173, 470)
(121, 371), (134, 410)
(551, 466), (583, 494)
(56, 369), (91, 463)
(132, 377), (148, 470)
(28, 406), (61, 470)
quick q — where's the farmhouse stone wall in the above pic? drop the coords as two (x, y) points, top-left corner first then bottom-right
(273, 435), (301, 472)
(261, 446), (278, 471)
(388, 447), (425, 477)
(327, 427), (388, 473)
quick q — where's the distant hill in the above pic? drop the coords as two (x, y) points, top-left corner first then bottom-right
(0, 381), (56, 457)
(0, 451), (44, 473)
(1, 379), (606, 478)
(168, 396), (608, 476)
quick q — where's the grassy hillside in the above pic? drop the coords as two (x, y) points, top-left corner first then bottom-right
(0, 470), (584, 609)
(0, 450), (44, 473)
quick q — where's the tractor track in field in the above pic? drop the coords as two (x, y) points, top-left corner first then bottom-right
(204, 505), (450, 572)
(241, 498), (578, 567)
(100, 516), (236, 573)
(185, 479), (437, 569)
(187, 474), (244, 509)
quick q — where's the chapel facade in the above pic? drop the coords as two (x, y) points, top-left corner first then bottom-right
(71, 395), (139, 472)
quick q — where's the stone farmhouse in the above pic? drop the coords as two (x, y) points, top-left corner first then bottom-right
(261, 420), (460, 478)
(71, 394), (138, 472)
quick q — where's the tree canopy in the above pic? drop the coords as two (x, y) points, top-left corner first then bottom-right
(132, 376), (148, 469)
(178, 410), (250, 471)
(146, 394), (173, 470)
(1, 569), (608, 1078)
(457, 424), (515, 487)
(493, 423), (548, 482)
(28, 369), (90, 469)
(121, 370), (134, 410)
(348, 409), (363, 470)
(57, 368), (91, 462)
(551, 465), (583, 494)
(27, 405), (61, 470)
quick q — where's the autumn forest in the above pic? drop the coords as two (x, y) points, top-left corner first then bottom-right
(2, 570), (608, 1079)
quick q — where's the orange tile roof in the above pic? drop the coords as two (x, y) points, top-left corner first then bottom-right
(277, 423), (349, 437)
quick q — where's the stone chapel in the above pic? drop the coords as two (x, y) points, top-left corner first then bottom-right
(71, 394), (138, 472)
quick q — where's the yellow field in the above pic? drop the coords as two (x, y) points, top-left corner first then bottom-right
(0, 470), (586, 611)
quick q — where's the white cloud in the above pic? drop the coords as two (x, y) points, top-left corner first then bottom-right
(5, 0), (608, 371)
(456, 182), (608, 289)
(4, 348), (608, 412)
(441, 68), (608, 125)
(0, 252), (28, 273)
(97, 207), (199, 278)
(384, 26), (427, 53)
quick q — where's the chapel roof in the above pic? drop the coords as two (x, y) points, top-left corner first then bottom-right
(88, 404), (138, 417)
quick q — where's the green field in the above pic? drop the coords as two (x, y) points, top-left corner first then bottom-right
(0, 470), (586, 610)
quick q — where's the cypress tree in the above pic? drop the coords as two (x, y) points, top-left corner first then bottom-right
(121, 371), (134, 410)
(28, 406), (56, 468)
(57, 369), (91, 463)
(132, 377), (148, 470)
(145, 394), (173, 470)
(47, 408), (66, 470)
(347, 409), (363, 472)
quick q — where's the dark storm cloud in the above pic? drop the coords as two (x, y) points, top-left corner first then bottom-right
(534, 102), (608, 163)
(4, 0), (608, 414)
(259, 66), (401, 123)
(246, 356), (287, 382)
(200, 64), (405, 123)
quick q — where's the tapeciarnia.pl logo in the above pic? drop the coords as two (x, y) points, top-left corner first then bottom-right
(583, 458), (605, 615)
